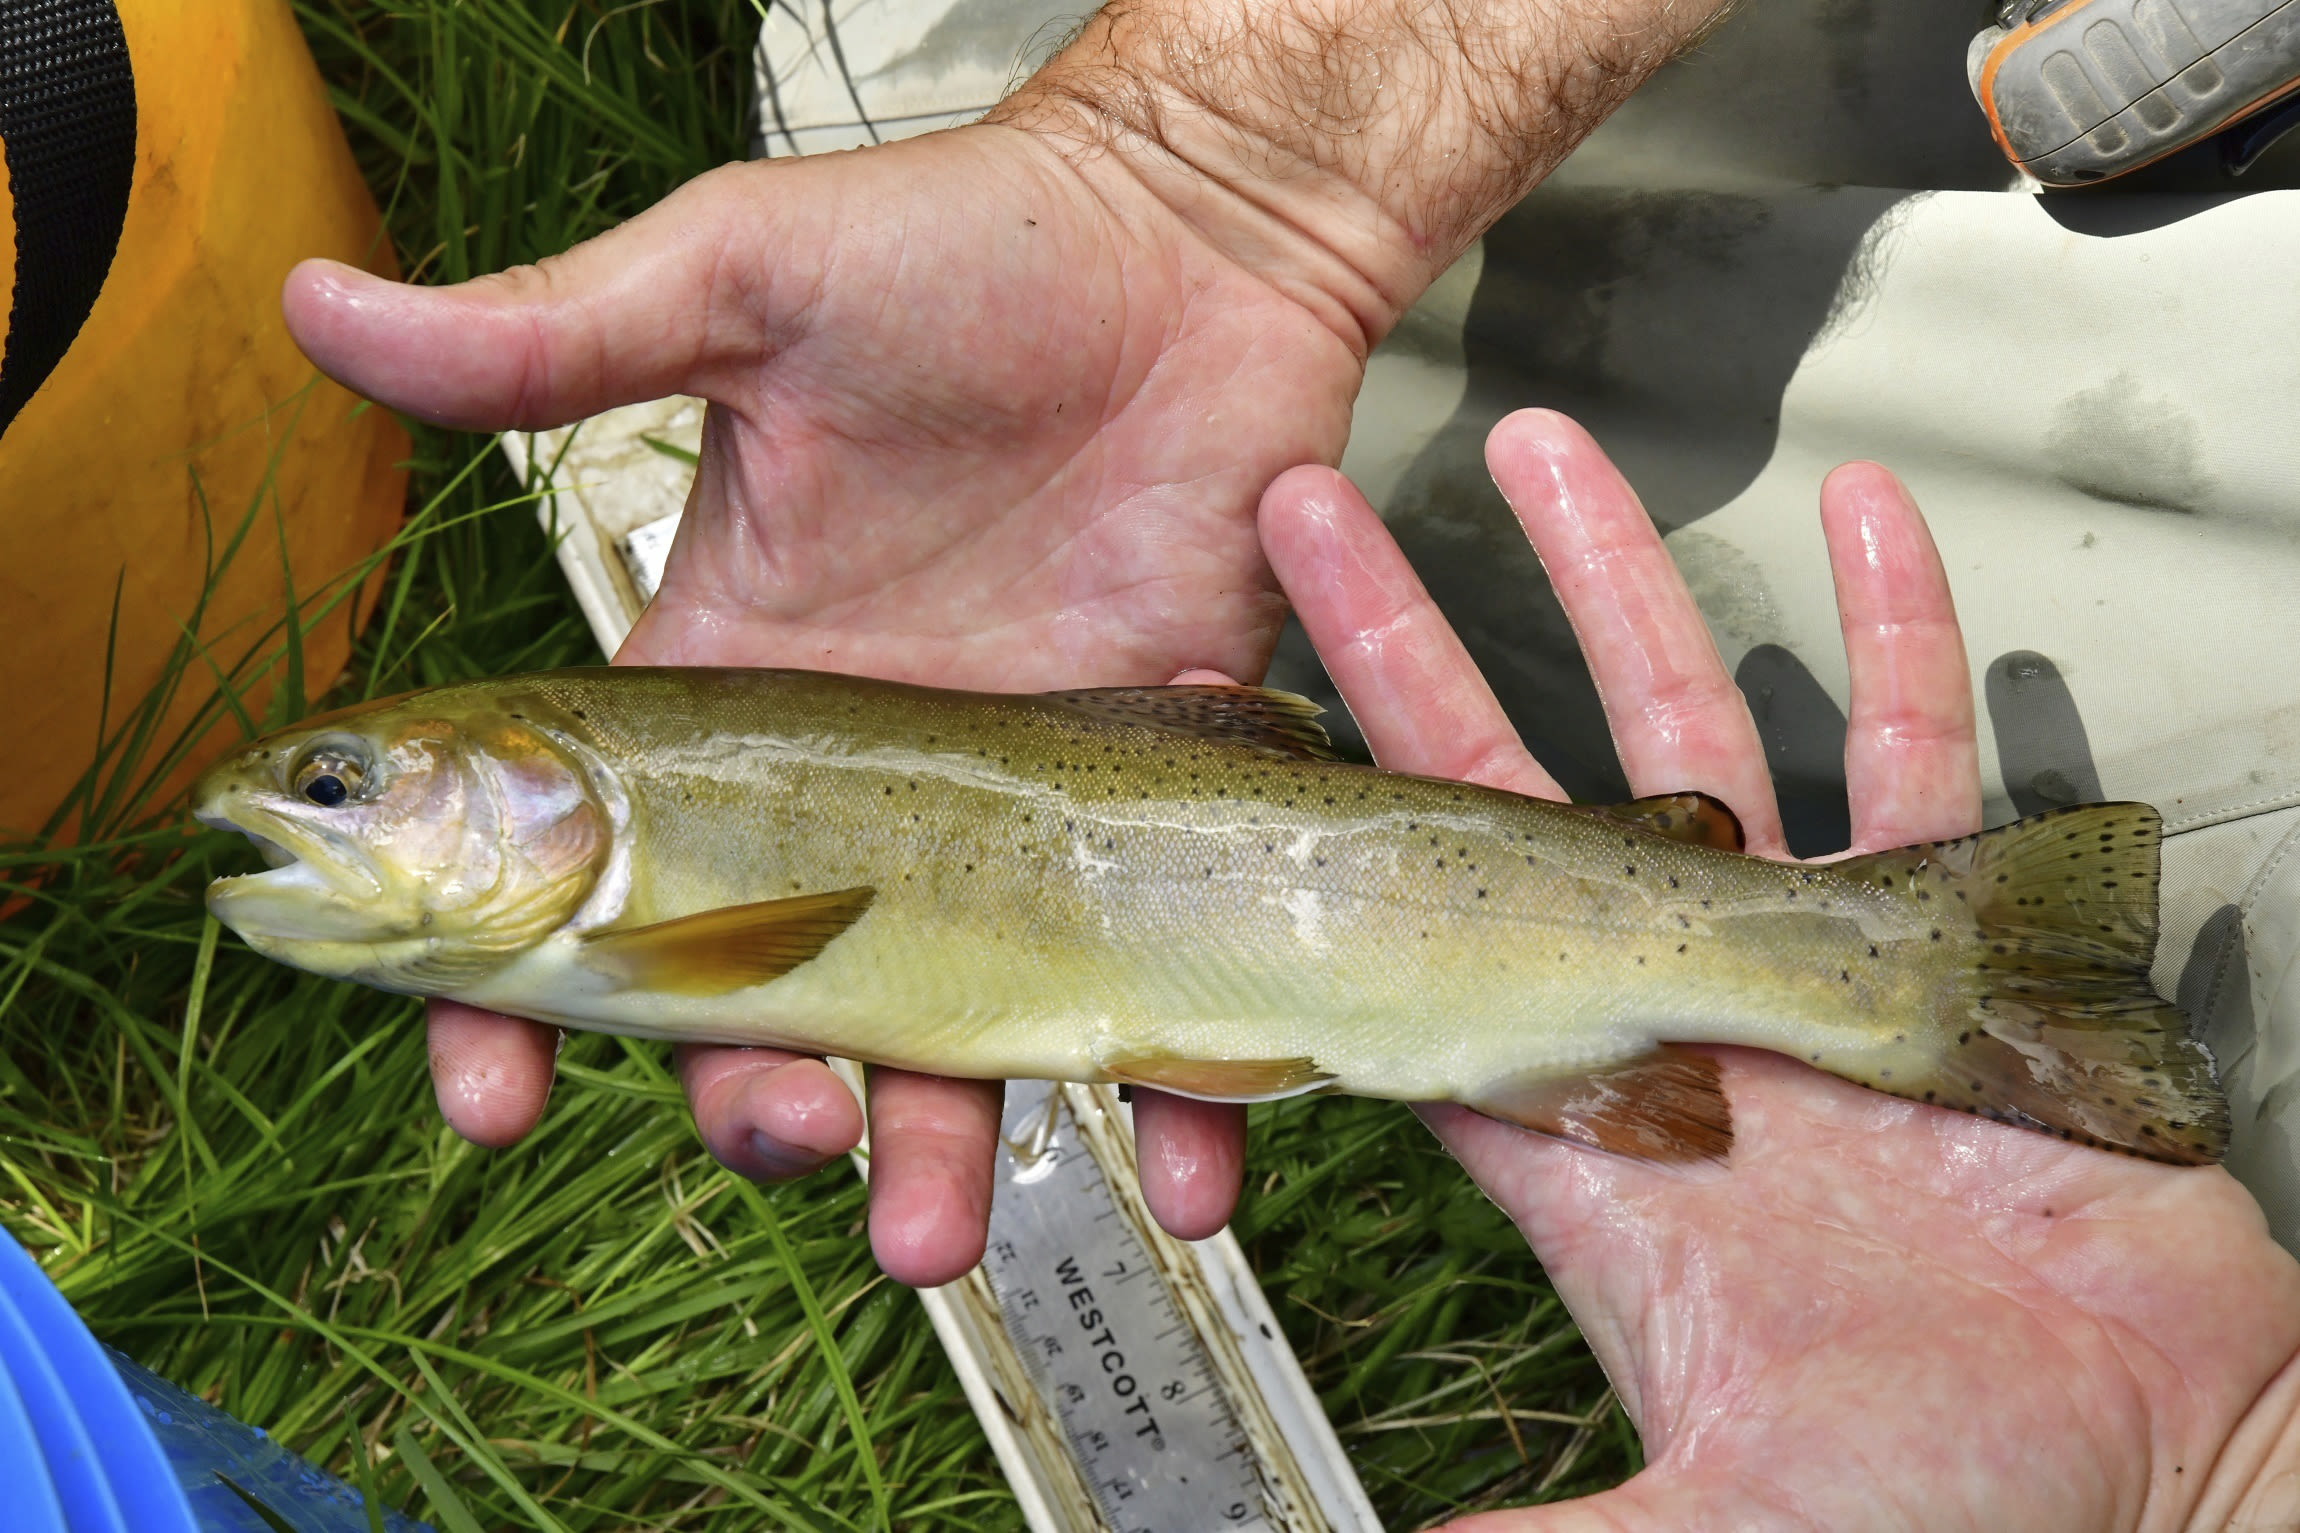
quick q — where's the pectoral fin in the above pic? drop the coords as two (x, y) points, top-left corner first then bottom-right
(1468, 1046), (1733, 1163)
(581, 887), (876, 996)
(1100, 1051), (1335, 1101)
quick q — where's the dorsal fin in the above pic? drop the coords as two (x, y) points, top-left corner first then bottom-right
(1573, 793), (1744, 852)
(1467, 1046), (1733, 1163)
(1042, 685), (1339, 761)
(580, 887), (876, 996)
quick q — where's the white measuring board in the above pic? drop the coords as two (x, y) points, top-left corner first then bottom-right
(501, 401), (1380, 1533)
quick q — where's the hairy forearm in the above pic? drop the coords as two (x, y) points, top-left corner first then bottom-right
(988, 0), (1733, 349)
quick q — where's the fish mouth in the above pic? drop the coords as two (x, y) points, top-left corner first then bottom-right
(196, 797), (385, 906)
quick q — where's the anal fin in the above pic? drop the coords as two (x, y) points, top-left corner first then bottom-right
(1101, 1052), (1335, 1101)
(1468, 1045), (1733, 1163)
(580, 887), (876, 996)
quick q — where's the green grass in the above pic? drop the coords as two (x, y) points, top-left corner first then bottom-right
(0, 2), (1636, 1526)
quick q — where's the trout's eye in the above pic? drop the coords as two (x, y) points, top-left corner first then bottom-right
(291, 743), (372, 807)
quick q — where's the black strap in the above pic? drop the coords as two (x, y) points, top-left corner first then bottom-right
(0, 0), (136, 437)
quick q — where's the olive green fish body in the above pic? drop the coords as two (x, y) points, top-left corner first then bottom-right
(194, 668), (2230, 1166)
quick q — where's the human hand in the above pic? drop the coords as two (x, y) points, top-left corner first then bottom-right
(1262, 409), (2300, 1530)
(283, 120), (1367, 1282)
(278, 0), (1732, 1286)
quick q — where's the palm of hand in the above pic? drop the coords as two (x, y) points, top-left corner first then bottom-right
(620, 129), (1361, 689)
(1438, 1074), (2293, 1530)
(1260, 411), (2300, 1531)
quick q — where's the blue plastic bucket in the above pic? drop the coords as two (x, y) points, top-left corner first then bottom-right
(0, 1233), (429, 1532)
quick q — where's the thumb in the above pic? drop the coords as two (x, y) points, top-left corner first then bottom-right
(283, 163), (779, 430)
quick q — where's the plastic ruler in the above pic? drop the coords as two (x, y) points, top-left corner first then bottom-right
(500, 398), (1378, 1531)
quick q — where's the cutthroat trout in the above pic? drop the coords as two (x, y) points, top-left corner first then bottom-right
(191, 668), (2228, 1165)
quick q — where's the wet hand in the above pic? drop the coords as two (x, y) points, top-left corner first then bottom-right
(285, 123), (1365, 1284)
(1265, 409), (2300, 1531)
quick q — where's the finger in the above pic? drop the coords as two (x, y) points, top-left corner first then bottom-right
(675, 1046), (866, 1181)
(1485, 409), (1788, 854)
(864, 1068), (1005, 1288)
(426, 999), (559, 1148)
(1820, 463), (1984, 850)
(1259, 465), (1561, 797)
(1131, 1089), (1247, 1239)
(282, 162), (776, 430)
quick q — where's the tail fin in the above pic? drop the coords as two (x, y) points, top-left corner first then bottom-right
(1841, 803), (2228, 1166)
